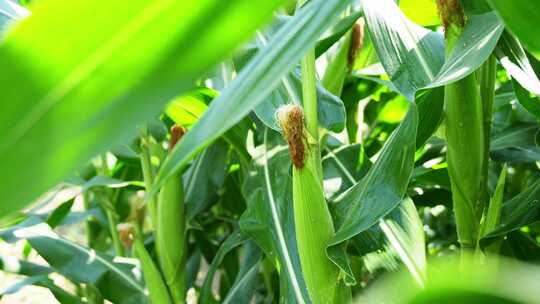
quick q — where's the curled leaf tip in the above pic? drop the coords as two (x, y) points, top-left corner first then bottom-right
(169, 125), (186, 152)
(276, 104), (306, 169)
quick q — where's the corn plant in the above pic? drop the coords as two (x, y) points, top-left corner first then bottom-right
(2, 0), (540, 303)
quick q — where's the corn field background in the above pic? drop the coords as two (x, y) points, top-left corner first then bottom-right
(1, 0), (540, 303)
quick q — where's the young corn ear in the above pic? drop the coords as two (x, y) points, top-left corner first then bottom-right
(133, 237), (172, 304)
(277, 105), (339, 304)
(156, 125), (187, 304)
(438, 0), (485, 248)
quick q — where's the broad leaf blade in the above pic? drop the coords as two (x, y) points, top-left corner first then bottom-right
(222, 241), (263, 304)
(0, 0), (284, 218)
(200, 230), (247, 304)
(426, 13), (504, 88)
(363, 0), (503, 99)
(328, 104), (418, 282)
(496, 31), (540, 97)
(481, 179), (540, 248)
(378, 198), (426, 286)
(488, 0), (540, 61)
(362, 0), (444, 100)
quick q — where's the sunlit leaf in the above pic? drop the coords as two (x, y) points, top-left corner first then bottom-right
(0, 0), (284, 218)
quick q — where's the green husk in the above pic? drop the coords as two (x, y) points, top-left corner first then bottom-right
(156, 171), (186, 304)
(156, 126), (187, 304)
(438, 0), (485, 248)
(292, 138), (338, 304)
(133, 238), (172, 304)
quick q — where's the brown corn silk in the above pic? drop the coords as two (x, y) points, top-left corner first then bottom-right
(277, 104), (306, 169)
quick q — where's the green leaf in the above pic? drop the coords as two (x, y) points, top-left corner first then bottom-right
(327, 104), (418, 284)
(165, 88), (251, 164)
(239, 129), (309, 303)
(322, 143), (371, 200)
(45, 200), (74, 228)
(253, 68), (346, 133)
(183, 140), (229, 220)
(363, 0), (503, 99)
(351, 75), (444, 148)
(0, 0), (284, 219)
(360, 255), (540, 303)
(496, 31), (540, 97)
(133, 238), (171, 304)
(165, 88), (217, 128)
(415, 87), (444, 147)
(349, 198), (427, 286)
(481, 179), (540, 248)
(1, 217), (146, 303)
(378, 198), (426, 286)
(315, 11), (363, 58)
(1, 275), (81, 304)
(362, 0), (444, 100)
(155, 0), (354, 193)
(232, 16), (348, 133)
(511, 79), (540, 121)
(200, 230), (247, 304)
(0, 255), (52, 276)
(323, 143), (426, 285)
(491, 123), (539, 151)
(502, 231), (540, 264)
(479, 165), (506, 238)
(490, 123), (540, 163)
(488, 0), (540, 61)
(424, 12), (504, 88)
(222, 241), (263, 304)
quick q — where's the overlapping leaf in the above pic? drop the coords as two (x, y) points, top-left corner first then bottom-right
(488, 0), (540, 61)
(496, 31), (540, 97)
(155, 0), (355, 193)
(327, 104), (418, 283)
(0, 0), (284, 218)
(200, 230), (247, 304)
(324, 0), (503, 284)
(481, 179), (540, 248)
(0, 217), (145, 303)
(363, 0), (503, 99)
(222, 242), (263, 304)
(323, 140), (426, 285)
(233, 17), (347, 133)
